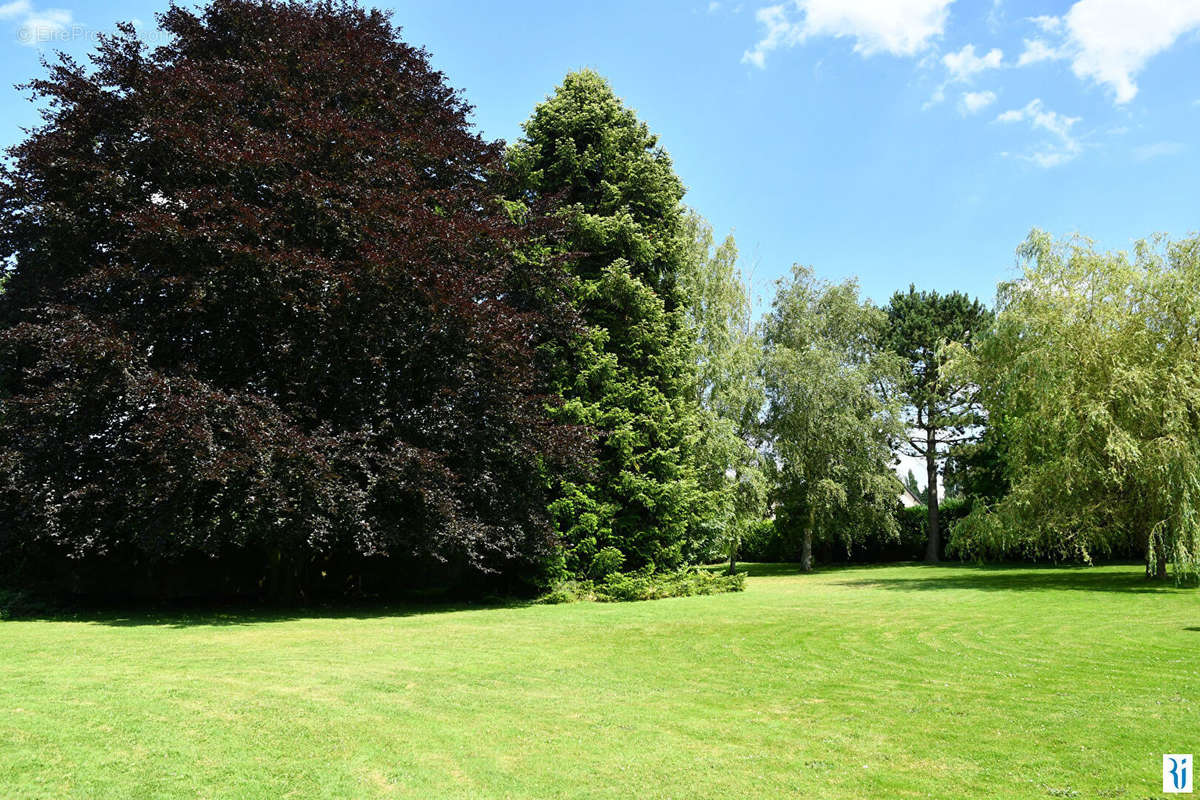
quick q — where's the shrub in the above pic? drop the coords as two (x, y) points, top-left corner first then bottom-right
(537, 580), (597, 604)
(0, 588), (53, 621)
(597, 568), (745, 603)
(538, 568), (745, 604)
(589, 547), (626, 580)
(885, 498), (971, 561)
(740, 518), (791, 562)
(746, 500), (976, 565)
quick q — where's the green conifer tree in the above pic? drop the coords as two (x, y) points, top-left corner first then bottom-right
(507, 71), (710, 574)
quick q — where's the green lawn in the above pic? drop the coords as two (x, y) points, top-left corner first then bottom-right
(2, 563), (1197, 799)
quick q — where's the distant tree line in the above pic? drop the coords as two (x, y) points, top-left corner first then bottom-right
(0, 0), (1195, 603)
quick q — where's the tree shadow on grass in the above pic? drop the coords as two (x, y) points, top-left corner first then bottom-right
(831, 562), (1192, 594)
(5, 596), (539, 629)
(701, 562), (808, 578)
(706, 561), (926, 578)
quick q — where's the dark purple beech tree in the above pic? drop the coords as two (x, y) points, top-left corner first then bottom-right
(0, 0), (588, 600)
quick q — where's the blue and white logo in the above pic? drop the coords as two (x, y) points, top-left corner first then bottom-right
(1165, 754), (1193, 793)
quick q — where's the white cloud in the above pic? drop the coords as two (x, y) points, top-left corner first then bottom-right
(1134, 140), (1184, 160)
(20, 9), (70, 42)
(960, 90), (997, 114)
(1022, 0), (1200, 104)
(986, 0), (1005, 32)
(742, 5), (794, 68)
(995, 98), (1083, 167)
(1028, 15), (1064, 34)
(922, 85), (946, 109)
(943, 43), (1004, 82)
(1017, 38), (1063, 66)
(743, 0), (955, 67)
(1067, 0), (1200, 103)
(0, 1), (73, 47)
(708, 1), (721, 12)
(996, 99), (1079, 140)
(0, 0), (30, 19)
(1030, 151), (1078, 168)
(924, 44), (1002, 110)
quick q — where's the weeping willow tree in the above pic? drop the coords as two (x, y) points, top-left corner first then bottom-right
(953, 230), (1200, 580)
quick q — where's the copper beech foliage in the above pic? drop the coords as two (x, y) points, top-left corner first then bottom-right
(0, 0), (589, 598)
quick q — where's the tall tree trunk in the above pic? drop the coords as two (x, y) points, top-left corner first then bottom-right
(924, 428), (940, 563)
(801, 505), (814, 573)
(728, 539), (737, 575)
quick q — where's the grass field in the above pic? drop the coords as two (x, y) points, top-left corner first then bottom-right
(2, 563), (1197, 799)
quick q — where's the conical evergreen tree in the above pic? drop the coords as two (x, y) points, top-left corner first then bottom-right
(508, 71), (711, 575)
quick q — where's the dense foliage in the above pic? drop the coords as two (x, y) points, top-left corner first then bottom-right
(953, 231), (1200, 579)
(884, 287), (992, 561)
(942, 426), (1009, 506)
(762, 266), (905, 571)
(507, 71), (713, 576)
(894, 498), (971, 560)
(0, 0), (587, 599)
(540, 567), (745, 604)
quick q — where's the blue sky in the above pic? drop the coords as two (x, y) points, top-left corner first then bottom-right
(0, 0), (1197, 312)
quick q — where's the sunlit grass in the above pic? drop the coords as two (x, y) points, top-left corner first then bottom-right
(2, 563), (1195, 798)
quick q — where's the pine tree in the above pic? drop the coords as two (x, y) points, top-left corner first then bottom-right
(885, 286), (992, 561)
